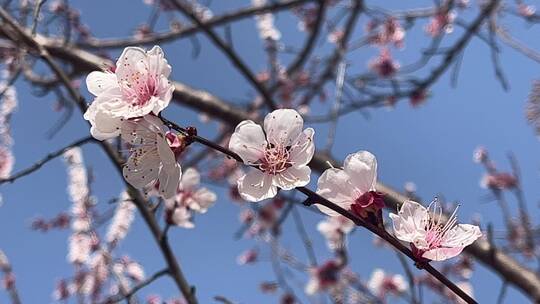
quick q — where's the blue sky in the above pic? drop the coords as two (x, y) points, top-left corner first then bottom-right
(1, 0), (540, 303)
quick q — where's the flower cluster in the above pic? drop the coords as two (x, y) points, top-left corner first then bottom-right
(82, 47), (483, 293)
(425, 10), (456, 37)
(367, 268), (408, 299)
(84, 46), (183, 199)
(317, 216), (354, 250)
(63, 147), (94, 265)
(163, 168), (217, 228)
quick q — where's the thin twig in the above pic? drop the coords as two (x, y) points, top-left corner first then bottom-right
(101, 268), (170, 304)
(170, 0), (278, 110)
(0, 136), (94, 184)
(291, 205), (318, 267)
(31, 0), (47, 35)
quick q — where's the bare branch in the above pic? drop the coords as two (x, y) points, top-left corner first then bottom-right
(0, 136), (94, 185)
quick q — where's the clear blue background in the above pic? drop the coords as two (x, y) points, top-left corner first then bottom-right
(1, 0), (539, 303)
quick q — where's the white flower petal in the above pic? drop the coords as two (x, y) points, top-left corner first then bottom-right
(180, 168), (200, 191)
(343, 151), (377, 193)
(87, 108), (123, 141)
(237, 169), (277, 202)
(123, 152), (160, 188)
(289, 128), (315, 167)
(305, 277), (319, 295)
(146, 46), (172, 78)
(116, 47), (148, 84)
(315, 168), (356, 216)
(389, 200), (428, 243)
(86, 71), (118, 96)
(263, 109), (304, 146)
(156, 134), (177, 172)
(172, 207), (194, 228)
(422, 246), (464, 261)
(367, 269), (385, 294)
(158, 163), (181, 199)
(441, 224), (482, 248)
(229, 120), (267, 164)
(189, 188), (217, 213)
(273, 165), (310, 190)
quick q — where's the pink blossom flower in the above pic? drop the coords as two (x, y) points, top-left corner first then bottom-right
(389, 200), (482, 261)
(518, 3), (536, 17)
(260, 281), (278, 293)
(252, 0), (281, 41)
(425, 11), (456, 37)
(68, 233), (92, 264)
(162, 168), (216, 228)
(367, 268), (408, 298)
(480, 172), (517, 190)
(305, 260), (341, 295)
(229, 109), (315, 202)
(472, 146), (488, 163)
(366, 18), (405, 48)
(166, 205), (194, 228)
(410, 89), (428, 107)
(369, 49), (399, 78)
(121, 115), (181, 199)
(316, 151), (383, 217)
(236, 249), (258, 265)
(174, 168), (217, 213)
(0, 146), (13, 179)
(317, 216), (354, 250)
(84, 46), (174, 140)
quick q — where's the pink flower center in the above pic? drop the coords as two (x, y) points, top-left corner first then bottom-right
(120, 70), (160, 107)
(422, 202), (460, 251)
(258, 143), (292, 175)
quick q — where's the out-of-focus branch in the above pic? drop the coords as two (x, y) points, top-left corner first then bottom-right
(0, 136), (94, 185)
(77, 0), (314, 49)
(170, 0), (278, 110)
(286, 0), (327, 77)
(301, 0), (363, 105)
(102, 268), (170, 304)
(308, 0), (501, 120)
(496, 25), (540, 63)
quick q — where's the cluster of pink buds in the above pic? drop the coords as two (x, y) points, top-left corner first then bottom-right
(368, 49), (400, 78)
(425, 10), (456, 36)
(31, 212), (71, 232)
(518, 3), (536, 17)
(365, 17), (405, 48)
